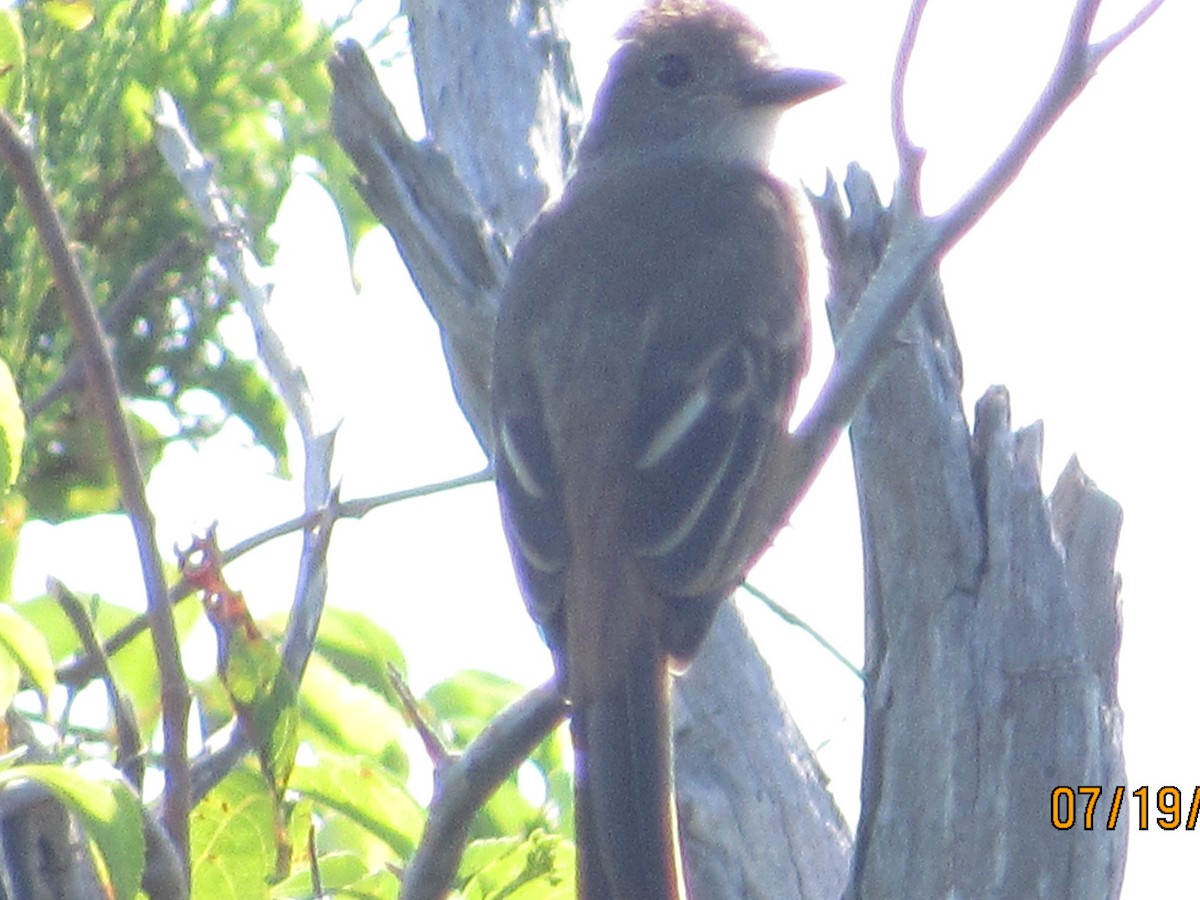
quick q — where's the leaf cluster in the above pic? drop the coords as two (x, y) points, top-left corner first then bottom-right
(0, 0), (370, 522)
(3, 590), (570, 899)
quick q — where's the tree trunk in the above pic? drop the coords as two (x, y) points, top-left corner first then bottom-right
(810, 170), (1126, 898)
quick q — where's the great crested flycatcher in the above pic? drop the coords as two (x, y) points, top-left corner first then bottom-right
(492, 2), (839, 896)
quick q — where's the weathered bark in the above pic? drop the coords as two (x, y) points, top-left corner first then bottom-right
(810, 171), (1126, 899)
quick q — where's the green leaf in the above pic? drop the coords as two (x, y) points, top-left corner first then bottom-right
(289, 750), (424, 858)
(22, 408), (121, 520)
(215, 612), (299, 799)
(425, 670), (526, 745)
(43, 1), (96, 31)
(0, 357), (25, 490)
(192, 548), (299, 804)
(0, 9), (25, 114)
(0, 604), (56, 703)
(0, 640), (18, 714)
(294, 650), (409, 776)
(191, 766), (276, 900)
(423, 671), (569, 840)
(310, 607), (408, 699)
(461, 831), (574, 900)
(325, 868), (401, 899)
(268, 850), (367, 897)
(120, 79), (155, 143)
(270, 859), (399, 900)
(0, 763), (145, 900)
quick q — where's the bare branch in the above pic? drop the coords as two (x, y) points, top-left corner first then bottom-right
(49, 580), (144, 789)
(388, 663), (453, 768)
(26, 235), (198, 420)
(402, 682), (567, 900)
(0, 110), (192, 865)
(154, 86), (336, 708)
(890, 0), (929, 209)
(54, 469), (491, 688)
(328, 41), (507, 450)
(749, 0), (1164, 560)
(934, 0), (1161, 243)
(1091, 0), (1166, 65)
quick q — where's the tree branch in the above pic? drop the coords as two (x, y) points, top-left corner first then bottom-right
(747, 0), (1163, 561)
(54, 469), (491, 689)
(49, 579), (144, 789)
(934, 0), (1161, 243)
(402, 682), (567, 900)
(153, 88), (345, 800)
(327, 41), (507, 450)
(0, 109), (192, 866)
(890, 0), (928, 208)
(25, 235), (198, 420)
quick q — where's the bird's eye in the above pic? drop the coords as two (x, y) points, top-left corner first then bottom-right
(655, 52), (695, 88)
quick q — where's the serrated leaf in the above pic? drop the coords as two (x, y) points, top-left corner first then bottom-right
(0, 763), (145, 900)
(0, 358), (25, 491)
(191, 767), (275, 900)
(0, 604), (56, 702)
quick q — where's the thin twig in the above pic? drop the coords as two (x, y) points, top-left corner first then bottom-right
(26, 235), (198, 419)
(49, 579), (146, 788)
(154, 88), (339, 796)
(281, 483), (338, 682)
(890, 0), (928, 210)
(933, 0), (1153, 245)
(152, 92), (323, 470)
(1091, 0), (1166, 64)
(307, 823), (323, 898)
(387, 662), (453, 768)
(226, 468), (493, 566)
(740, 582), (864, 682)
(0, 110), (192, 863)
(53, 468), (493, 688)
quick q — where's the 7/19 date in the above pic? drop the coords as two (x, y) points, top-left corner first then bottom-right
(1052, 786), (1200, 831)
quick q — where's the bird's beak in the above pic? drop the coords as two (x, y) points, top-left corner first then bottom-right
(739, 67), (843, 108)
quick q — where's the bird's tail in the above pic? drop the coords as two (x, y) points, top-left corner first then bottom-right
(572, 627), (683, 900)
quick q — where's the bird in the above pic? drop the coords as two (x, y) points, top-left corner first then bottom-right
(491, 2), (840, 896)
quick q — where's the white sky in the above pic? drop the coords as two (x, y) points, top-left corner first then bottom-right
(13, 0), (1197, 896)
